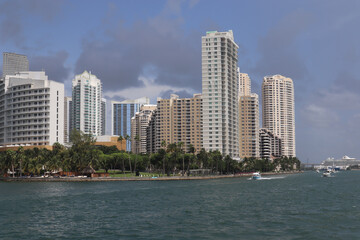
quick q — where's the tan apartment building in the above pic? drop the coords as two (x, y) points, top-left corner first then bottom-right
(239, 93), (259, 159)
(148, 94), (202, 153)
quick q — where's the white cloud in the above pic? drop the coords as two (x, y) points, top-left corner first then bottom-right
(104, 75), (196, 103)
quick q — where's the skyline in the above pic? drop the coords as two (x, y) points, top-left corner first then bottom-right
(1, 0), (360, 162)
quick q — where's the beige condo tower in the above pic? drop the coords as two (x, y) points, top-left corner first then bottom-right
(262, 74), (295, 157)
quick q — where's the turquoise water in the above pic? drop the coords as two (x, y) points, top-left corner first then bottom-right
(1, 171), (360, 239)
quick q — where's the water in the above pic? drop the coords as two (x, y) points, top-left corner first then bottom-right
(1, 171), (360, 239)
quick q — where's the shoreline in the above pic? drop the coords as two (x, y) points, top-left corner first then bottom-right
(0, 171), (302, 182)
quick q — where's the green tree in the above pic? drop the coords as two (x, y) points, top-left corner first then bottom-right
(16, 147), (25, 177)
(5, 150), (16, 177)
(161, 140), (167, 175)
(124, 134), (132, 172)
(69, 129), (96, 172)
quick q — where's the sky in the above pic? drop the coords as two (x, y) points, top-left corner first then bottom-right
(1, 0), (360, 163)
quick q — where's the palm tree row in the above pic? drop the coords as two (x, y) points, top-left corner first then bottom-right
(0, 130), (301, 177)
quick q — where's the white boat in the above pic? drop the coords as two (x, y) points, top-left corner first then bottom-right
(323, 170), (332, 177)
(252, 172), (261, 180)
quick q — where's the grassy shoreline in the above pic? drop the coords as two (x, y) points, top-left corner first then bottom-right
(0, 171), (302, 182)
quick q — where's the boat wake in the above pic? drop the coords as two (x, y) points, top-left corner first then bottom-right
(248, 176), (286, 180)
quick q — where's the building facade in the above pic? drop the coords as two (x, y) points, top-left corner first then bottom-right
(101, 98), (106, 136)
(259, 128), (282, 159)
(131, 104), (157, 154)
(71, 70), (103, 137)
(64, 97), (72, 143)
(111, 97), (149, 151)
(148, 94), (202, 153)
(239, 93), (259, 159)
(2, 52), (29, 77)
(202, 30), (239, 159)
(262, 75), (295, 157)
(238, 68), (251, 96)
(0, 71), (64, 147)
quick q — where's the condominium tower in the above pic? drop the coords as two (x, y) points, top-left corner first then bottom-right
(238, 71), (259, 159)
(147, 94), (202, 153)
(111, 97), (149, 151)
(64, 97), (72, 143)
(238, 68), (251, 96)
(262, 74), (295, 157)
(101, 98), (106, 136)
(239, 93), (259, 158)
(259, 128), (282, 159)
(2, 52), (29, 77)
(71, 70), (103, 136)
(0, 71), (64, 146)
(202, 30), (239, 158)
(131, 104), (157, 154)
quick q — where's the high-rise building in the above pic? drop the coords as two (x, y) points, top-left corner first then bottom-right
(149, 94), (202, 153)
(146, 109), (157, 154)
(239, 93), (259, 159)
(2, 52), (29, 77)
(71, 70), (103, 136)
(262, 74), (295, 157)
(202, 30), (239, 158)
(111, 97), (149, 151)
(259, 128), (282, 159)
(238, 68), (251, 96)
(131, 104), (157, 154)
(64, 97), (72, 143)
(101, 98), (106, 136)
(0, 71), (64, 146)
(238, 70), (259, 159)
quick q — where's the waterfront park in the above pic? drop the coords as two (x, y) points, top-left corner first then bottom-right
(0, 130), (300, 180)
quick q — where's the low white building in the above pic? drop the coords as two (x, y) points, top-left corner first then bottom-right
(0, 71), (64, 146)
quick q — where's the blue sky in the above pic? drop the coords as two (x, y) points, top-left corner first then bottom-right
(1, 0), (360, 163)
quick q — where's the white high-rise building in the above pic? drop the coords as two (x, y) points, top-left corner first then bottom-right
(101, 98), (106, 136)
(262, 74), (295, 157)
(0, 71), (64, 146)
(64, 97), (72, 143)
(2, 52), (29, 77)
(202, 30), (239, 158)
(71, 70), (103, 136)
(131, 104), (157, 154)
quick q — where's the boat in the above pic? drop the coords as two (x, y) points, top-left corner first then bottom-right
(252, 172), (261, 180)
(323, 170), (332, 177)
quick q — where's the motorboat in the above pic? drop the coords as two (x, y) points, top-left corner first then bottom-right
(323, 170), (332, 177)
(252, 172), (261, 180)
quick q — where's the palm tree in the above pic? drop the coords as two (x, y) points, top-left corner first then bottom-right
(178, 142), (185, 176)
(124, 134), (132, 173)
(161, 140), (167, 175)
(5, 150), (16, 177)
(16, 147), (25, 177)
(134, 135), (140, 173)
(187, 144), (196, 173)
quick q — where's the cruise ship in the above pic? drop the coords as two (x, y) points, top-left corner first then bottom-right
(315, 155), (360, 171)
